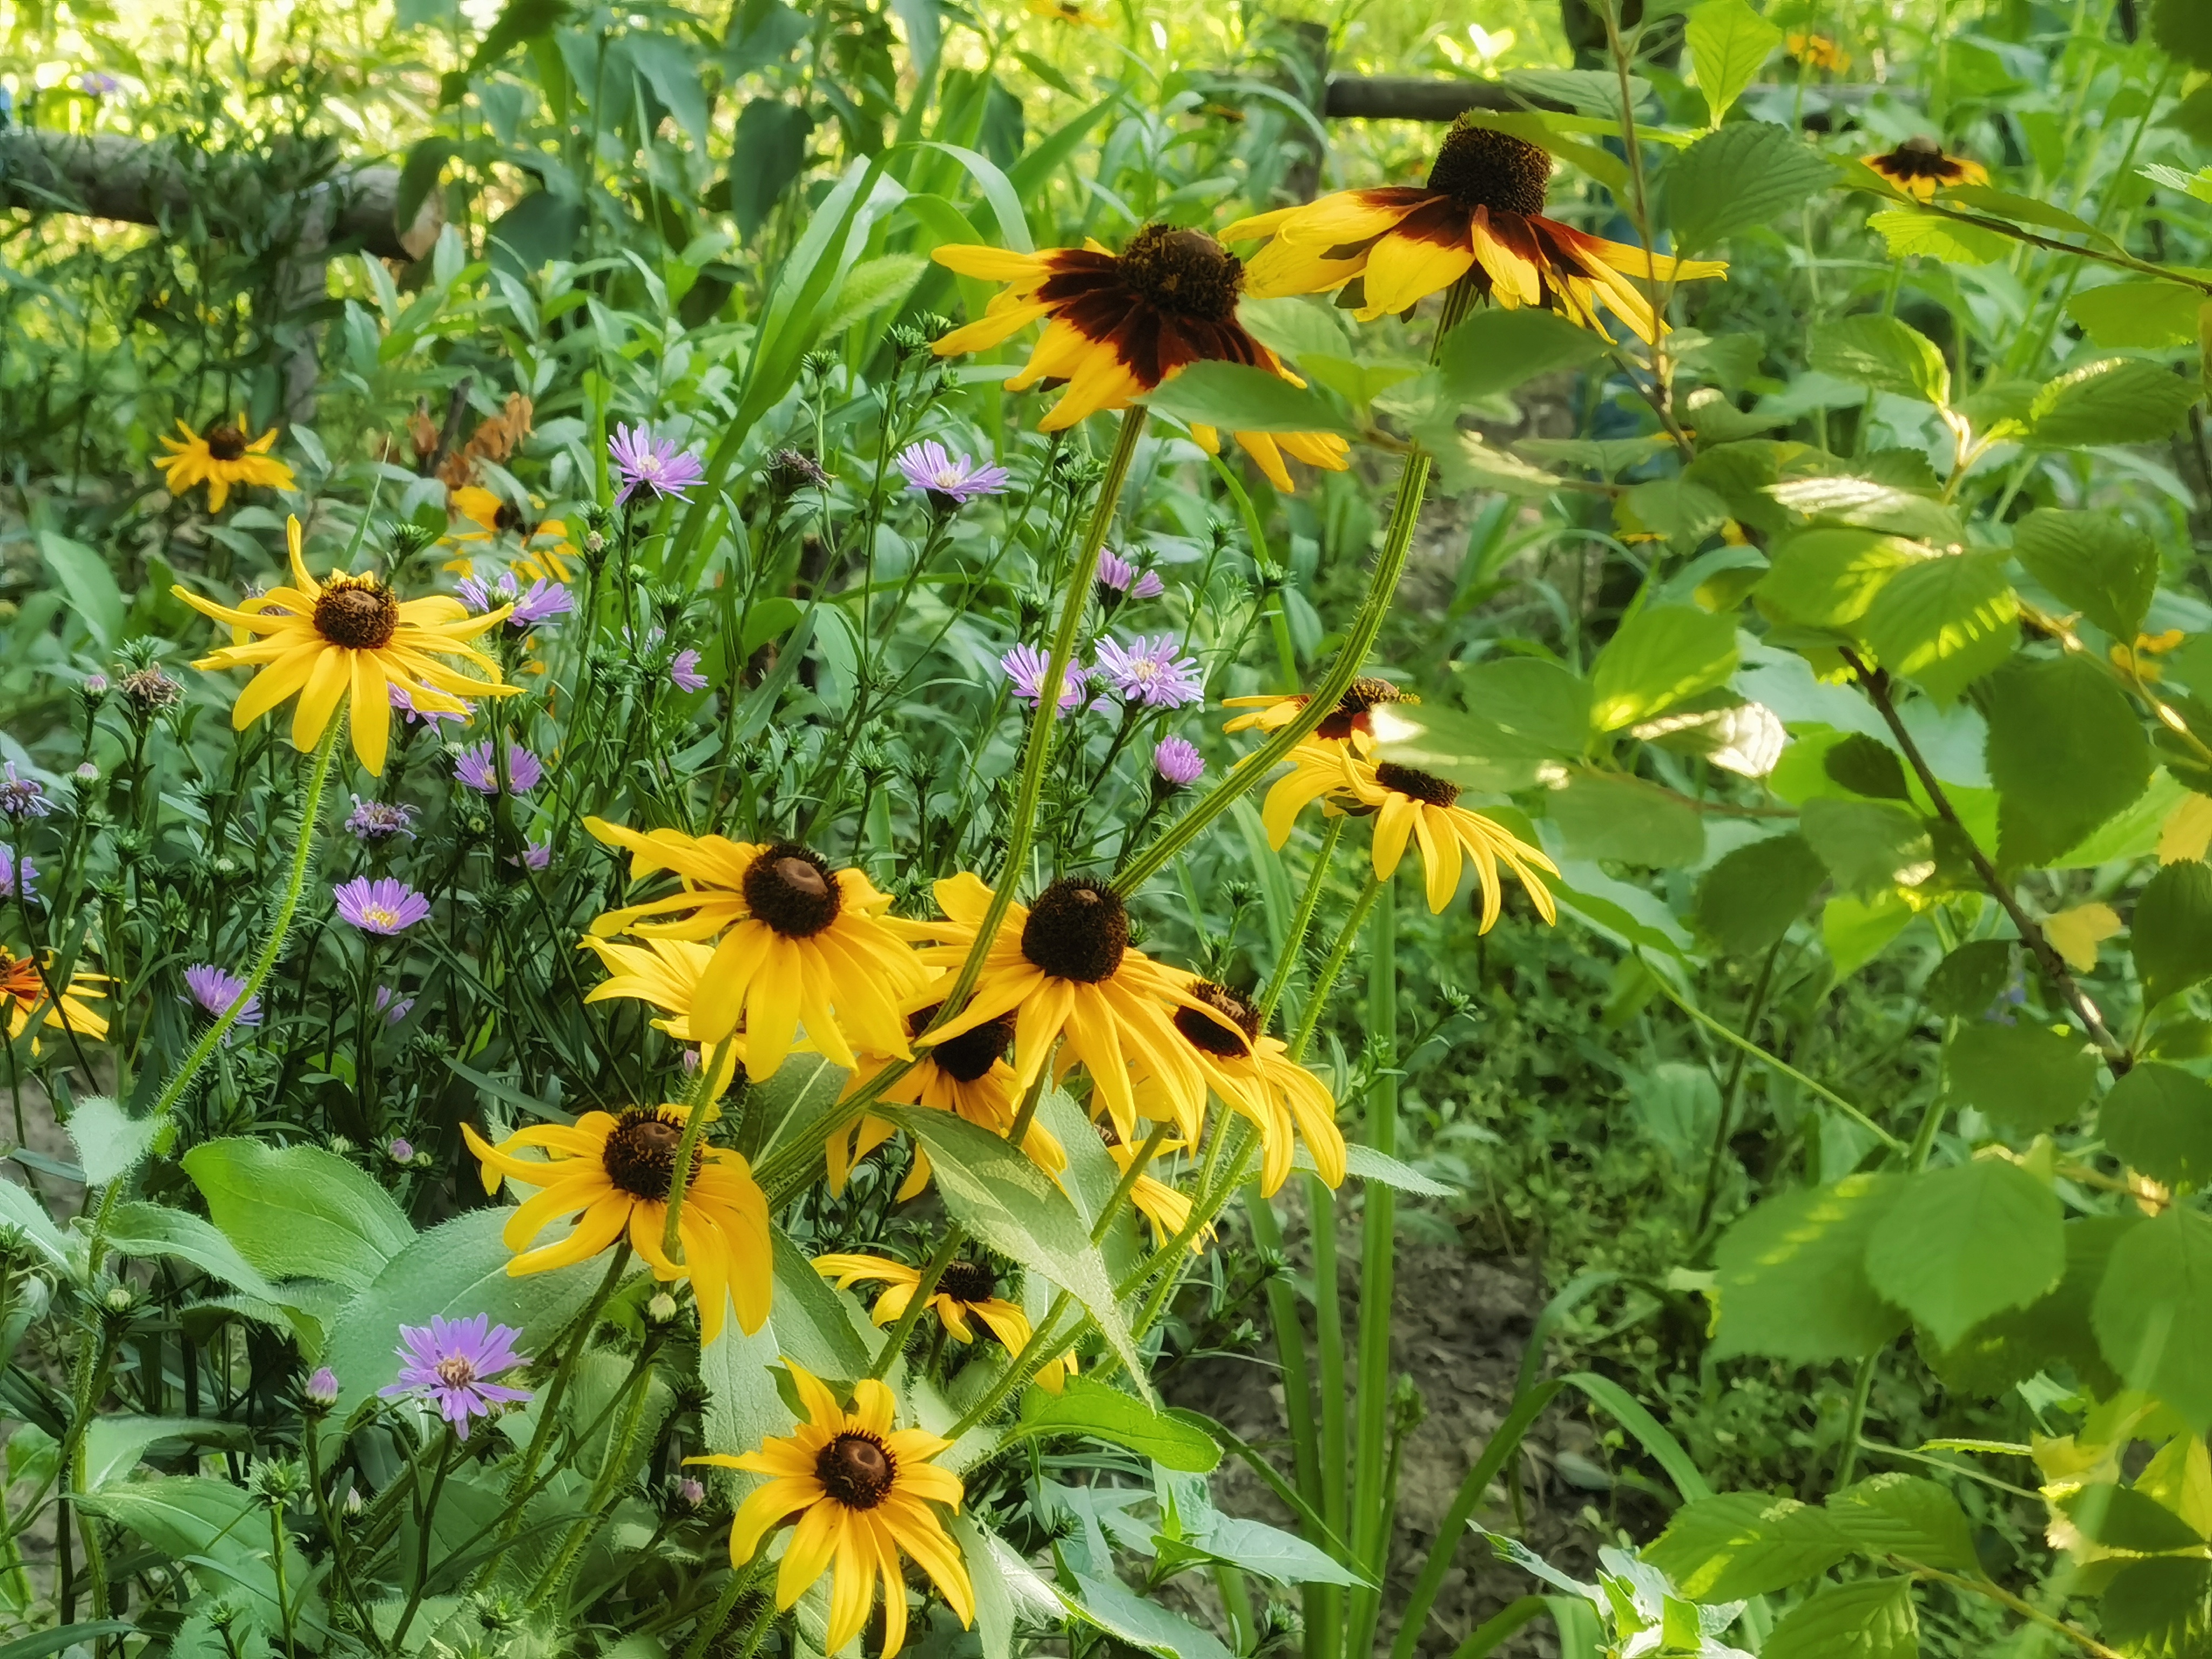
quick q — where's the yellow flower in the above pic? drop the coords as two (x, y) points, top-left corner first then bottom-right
(575, 935), (747, 1095)
(1257, 741), (1359, 837)
(463, 1104), (771, 1343)
(1864, 137), (1990, 203)
(2112, 629), (2187, 684)
(1221, 676), (1415, 756)
(812, 1252), (1076, 1392)
(157, 417), (295, 513)
(584, 821), (927, 1077)
(1340, 752), (1559, 927)
(1105, 1139), (1210, 1253)
(691, 1363), (974, 1659)
(1785, 31), (1850, 72)
(0, 948), (108, 1047)
(443, 485), (579, 582)
(173, 516), (515, 774)
(1024, 0), (1108, 23)
(1222, 121), (1725, 342)
(1142, 978), (1345, 1197)
(930, 226), (1352, 491)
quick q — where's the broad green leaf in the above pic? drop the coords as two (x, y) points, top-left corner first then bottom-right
(1323, 1143), (1459, 1197)
(1932, 1214), (2132, 1398)
(181, 1138), (414, 1292)
(1008, 1378), (1220, 1472)
(1867, 208), (2007, 264)
(2103, 1063), (2212, 1188)
(880, 1106), (1147, 1392)
(1618, 478), (1732, 548)
(765, 1228), (875, 1380)
(1756, 528), (1926, 632)
(37, 532), (126, 653)
(1946, 184), (2107, 241)
(1860, 554), (2018, 703)
(2011, 509), (2158, 642)
(1826, 1474), (1980, 1572)
(1419, 427), (1574, 498)
(466, 0), (569, 73)
(2094, 1204), (2212, 1430)
(1198, 1515), (1364, 1587)
(2134, 861), (2212, 1008)
(2153, 0), (2212, 71)
(1643, 1493), (1853, 1599)
(699, 1276), (797, 1494)
(2060, 1482), (2207, 1552)
(1685, 0), (1783, 126)
(63, 1097), (159, 1189)
(84, 1415), (251, 1491)
(1546, 771), (1705, 867)
(1924, 940), (2013, 1017)
(1763, 1576), (1918, 1659)
(1361, 702), (1544, 794)
(1864, 1158), (2063, 1348)
(77, 1477), (320, 1635)
(1984, 655), (2152, 868)
(727, 99), (813, 239)
(1141, 362), (1357, 439)
(1236, 296), (1353, 365)
(1665, 122), (1837, 257)
(1445, 658), (1594, 756)
(106, 1202), (282, 1301)
(0, 1180), (72, 1274)
(1824, 734), (1912, 800)
(2067, 281), (2207, 349)
(1800, 797), (1933, 896)
(1823, 888), (1914, 976)
(1768, 474), (1964, 547)
(821, 252), (928, 338)
(1588, 605), (1740, 732)
(1809, 314), (1950, 404)
(1694, 832), (1829, 955)
(1436, 306), (1609, 403)
(2029, 357), (2203, 448)
(1067, 1572), (1235, 1659)
(1712, 1174), (1907, 1363)
(2102, 1559), (2212, 1650)
(1943, 1021), (2099, 1136)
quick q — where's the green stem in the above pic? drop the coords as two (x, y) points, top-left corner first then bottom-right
(390, 1428), (457, 1648)
(664, 1036), (737, 1258)
(868, 1224), (968, 1381)
(1692, 938), (1784, 1240)
(1256, 817), (1346, 1026)
(1345, 879), (1398, 1659)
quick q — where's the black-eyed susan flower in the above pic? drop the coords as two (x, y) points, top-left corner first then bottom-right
(898, 873), (1243, 1142)
(930, 226), (1353, 491)
(1104, 1138), (1211, 1253)
(463, 1105), (771, 1343)
(692, 1363), (973, 1659)
(1222, 676), (1416, 756)
(1257, 741), (1358, 838)
(0, 947), (108, 1047)
(157, 417), (295, 512)
(813, 1252), (1076, 1391)
(1221, 121), (1727, 342)
(1865, 136), (1989, 202)
(584, 821), (927, 1077)
(1348, 753), (1559, 927)
(1786, 30), (1850, 72)
(173, 516), (515, 775)
(576, 935), (747, 1095)
(443, 485), (580, 582)
(1144, 979), (1345, 1197)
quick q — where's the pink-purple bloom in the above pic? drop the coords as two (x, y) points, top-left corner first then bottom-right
(1093, 635), (1205, 709)
(1154, 736), (1205, 788)
(460, 571), (573, 629)
(346, 794), (419, 841)
(376, 986), (416, 1024)
(334, 878), (432, 936)
(1001, 644), (1089, 713)
(1097, 550), (1166, 599)
(0, 764), (51, 821)
(454, 741), (543, 795)
(0, 847), (35, 900)
(184, 963), (261, 1026)
(390, 683), (465, 729)
(304, 1366), (340, 1407)
(610, 423), (705, 505)
(669, 649), (707, 693)
(387, 1137), (415, 1163)
(896, 441), (1010, 505)
(378, 1314), (530, 1441)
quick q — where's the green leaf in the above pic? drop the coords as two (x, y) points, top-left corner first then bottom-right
(1864, 1159), (2063, 1348)
(1764, 1576), (1918, 1659)
(1823, 888), (1915, 975)
(1931, 1215), (2132, 1398)
(1618, 478), (1732, 549)
(1588, 605), (1740, 732)
(1826, 1474), (1980, 1572)
(84, 1414), (251, 1491)
(1756, 528), (1926, 633)
(2029, 357), (2203, 448)
(727, 100), (814, 240)
(1446, 659), (1595, 758)
(181, 1138), (413, 1292)
(1419, 428), (1574, 499)
(467, 0), (568, 73)
(1712, 1174), (1907, 1363)
(1664, 122), (1837, 257)
(1984, 655), (2152, 868)
(62, 1097), (158, 1189)
(880, 1107), (1147, 1392)
(1643, 1493), (1853, 1600)
(1198, 1516), (1364, 1587)
(822, 252), (929, 338)
(2067, 281), (2208, 349)
(106, 1202), (282, 1301)
(1066, 1572), (1235, 1659)
(77, 1477), (320, 1635)
(2103, 1063), (2212, 1188)
(1860, 554), (2018, 703)
(1141, 362), (1357, 439)
(1447, 110), (1631, 194)
(2153, 0), (2212, 71)
(1009, 1378), (1220, 1472)
(1946, 184), (2107, 241)
(485, 191), (585, 278)
(2093, 1204), (2212, 1430)
(1924, 940), (2014, 1019)
(1800, 797), (1933, 896)
(38, 532), (126, 654)
(1809, 314), (1951, 404)
(1685, 0), (1783, 126)
(2060, 1482), (2208, 1552)
(2101, 1558), (2212, 1650)
(1434, 305), (1610, 403)
(1546, 772), (1705, 867)
(2010, 508), (2158, 642)
(2134, 860), (2212, 1008)
(1236, 296), (1352, 366)
(0, 1179), (71, 1274)
(1943, 1021), (2099, 1136)
(1694, 833), (1830, 955)
(1334, 1143), (1459, 1197)
(1867, 209), (2009, 265)
(1768, 474), (1964, 547)
(1823, 733), (1911, 800)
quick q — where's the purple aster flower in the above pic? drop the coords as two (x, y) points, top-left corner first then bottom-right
(895, 441), (1010, 507)
(346, 794), (419, 842)
(387, 1137), (415, 1163)
(675, 1476), (706, 1508)
(304, 1366), (340, 1408)
(1154, 736), (1205, 788)
(1001, 644), (1089, 713)
(377, 1314), (530, 1441)
(518, 840), (551, 871)
(454, 741), (543, 795)
(610, 422), (705, 505)
(334, 878), (432, 936)
(376, 986), (416, 1024)
(184, 963), (262, 1027)
(78, 72), (119, 97)
(390, 682), (465, 728)
(1093, 635), (1205, 709)
(1097, 550), (1166, 599)
(669, 649), (707, 693)
(0, 764), (52, 822)
(0, 847), (35, 901)
(461, 571), (572, 629)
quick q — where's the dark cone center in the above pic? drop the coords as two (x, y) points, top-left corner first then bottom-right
(494, 501), (525, 533)
(1877, 137), (1957, 180)
(1426, 123), (1552, 218)
(1020, 877), (1129, 983)
(1173, 981), (1260, 1058)
(313, 579), (400, 651)
(1374, 761), (1462, 809)
(602, 1109), (700, 1200)
(1317, 677), (1413, 742)
(1117, 224), (1244, 323)
(205, 425), (249, 462)
(816, 1432), (895, 1508)
(741, 844), (841, 938)
(936, 1258), (998, 1303)
(917, 1003), (1016, 1083)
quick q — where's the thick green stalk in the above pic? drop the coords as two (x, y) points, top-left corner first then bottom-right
(663, 1035), (738, 1257)
(1310, 1173), (1347, 1659)
(1345, 879), (1397, 1659)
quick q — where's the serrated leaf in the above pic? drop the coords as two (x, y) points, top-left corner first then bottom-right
(1860, 554), (2018, 704)
(1984, 655), (2152, 868)
(1800, 797), (1933, 896)
(1665, 122), (1838, 257)
(1867, 208), (2008, 265)
(2061, 1482), (2208, 1552)
(1924, 939), (2014, 1017)
(1588, 605), (1741, 731)
(1768, 475), (1964, 546)
(1685, 0), (1783, 125)
(1756, 528), (1927, 633)
(1548, 770), (1705, 867)
(1643, 1493), (1853, 1600)
(1694, 833), (1830, 954)
(2010, 508), (2158, 642)
(1712, 1175), (1907, 1363)
(1809, 314), (1950, 404)
(1944, 1021), (2099, 1136)
(2029, 358), (2203, 448)
(1864, 1159), (2064, 1348)
(2095, 1204), (2212, 1431)
(1763, 1576), (1918, 1659)
(1436, 306), (1609, 403)
(1827, 1474), (1980, 1572)
(1008, 1378), (1220, 1471)
(2103, 1063), (2212, 1188)
(1931, 1215), (2132, 1398)
(63, 1097), (159, 1189)
(2134, 860), (2212, 1008)
(2067, 281), (2207, 349)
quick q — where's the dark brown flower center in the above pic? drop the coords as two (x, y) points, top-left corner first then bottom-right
(1117, 224), (1244, 323)
(205, 424), (249, 462)
(1426, 123), (1552, 218)
(1173, 981), (1260, 1058)
(313, 577), (400, 651)
(494, 501), (525, 533)
(1373, 762), (1461, 808)
(915, 1002), (1016, 1083)
(741, 844), (841, 938)
(1020, 877), (1128, 983)
(1317, 677), (1414, 742)
(936, 1258), (997, 1303)
(815, 1431), (895, 1508)
(601, 1108), (701, 1200)
(1878, 137), (1959, 180)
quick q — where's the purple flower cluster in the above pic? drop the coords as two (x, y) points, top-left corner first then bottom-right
(669, 649), (707, 693)
(454, 741), (543, 795)
(346, 795), (419, 842)
(379, 1314), (530, 1440)
(1001, 644), (1090, 713)
(896, 441), (1010, 506)
(1153, 736), (1204, 788)
(376, 985), (416, 1024)
(0, 764), (51, 822)
(390, 683), (464, 729)
(184, 963), (262, 1027)
(459, 570), (574, 629)
(1097, 549), (1166, 600)
(1092, 635), (1204, 709)
(0, 847), (36, 901)
(334, 878), (431, 936)
(610, 423), (705, 505)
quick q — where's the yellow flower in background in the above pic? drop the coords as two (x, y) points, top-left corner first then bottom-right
(1223, 677), (1417, 757)
(463, 1105), (771, 1342)
(930, 227), (1352, 491)
(1221, 120), (1726, 342)
(1143, 977), (1346, 1197)
(812, 1252), (1076, 1391)
(157, 416), (295, 512)
(691, 1364), (973, 1659)
(2112, 629), (2187, 684)
(1786, 31), (1850, 72)
(0, 948), (109, 1047)
(1864, 136), (1990, 202)
(2045, 903), (2122, 974)
(173, 516), (514, 774)
(1024, 0), (1107, 23)
(1105, 1138), (1211, 1253)
(1340, 751), (1559, 927)
(443, 484), (579, 582)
